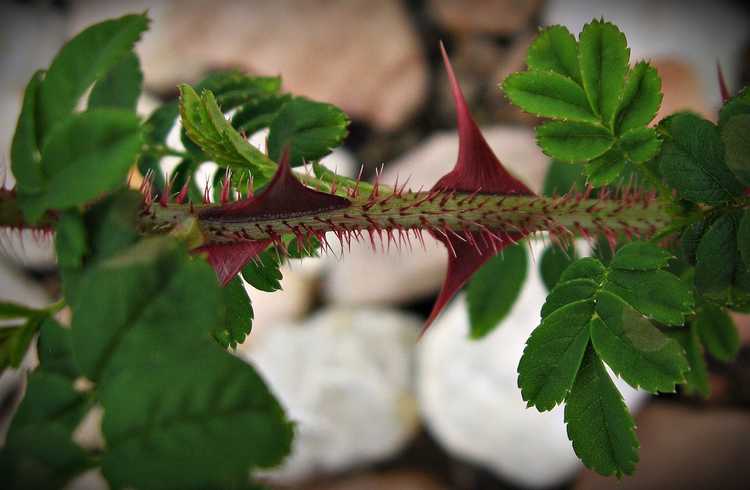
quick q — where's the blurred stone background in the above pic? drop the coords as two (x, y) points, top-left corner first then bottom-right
(2, 1), (750, 489)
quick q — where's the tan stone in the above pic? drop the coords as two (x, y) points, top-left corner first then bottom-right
(70, 0), (428, 130)
(429, 0), (543, 35)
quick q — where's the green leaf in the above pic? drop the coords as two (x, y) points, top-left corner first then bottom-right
(604, 269), (694, 326)
(88, 51), (143, 111)
(565, 346), (639, 477)
(738, 211), (750, 267)
(657, 113), (743, 205)
(721, 113), (750, 186)
(55, 211), (88, 268)
(541, 278), (598, 318)
(179, 85), (276, 186)
(591, 292), (688, 392)
(0, 316), (45, 370)
(0, 301), (43, 320)
(668, 325), (710, 398)
(542, 160), (587, 196)
(233, 93), (292, 135)
(719, 87), (750, 127)
(37, 318), (80, 379)
(100, 346), (293, 490)
(214, 276), (254, 349)
(267, 97), (349, 166)
(38, 14), (149, 138)
(0, 371), (91, 489)
(560, 257), (606, 283)
(536, 121), (615, 162)
(526, 25), (581, 83)
(610, 241), (673, 271)
(195, 71), (281, 110)
(578, 19), (630, 128)
(695, 214), (739, 296)
(502, 71), (598, 123)
(22, 109), (141, 222)
(618, 127), (661, 163)
(242, 248), (283, 292)
(694, 303), (740, 362)
(681, 220), (707, 264)
(10, 71), (45, 194)
(517, 300), (593, 411)
(137, 101), (179, 190)
(540, 244), (578, 290)
(585, 147), (626, 186)
(616, 61), (662, 133)
(468, 244), (528, 338)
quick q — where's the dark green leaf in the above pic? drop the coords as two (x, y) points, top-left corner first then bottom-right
(680, 220), (707, 264)
(242, 248), (283, 292)
(610, 241), (673, 271)
(37, 318), (80, 379)
(0, 316), (44, 369)
(23, 109), (141, 222)
(618, 127), (661, 163)
(657, 113), (743, 205)
(542, 160), (587, 196)
(540, 244), (579, 290)
(195, 71), (281, 110)
(565, 346), (639, 477)
(585, 147), (626, 186)
(214, 276), (254, 349)
(695, 214), (739, 296)
(541, 278), (598, 318)
(38, 14), (149, 138)
(591, 292), (688, 392)
(694, 303), (740, 362)
(502, 71), (597, 123)
(517, 300), (592, 411)
(560, 257), (606, 283)
(233, 94), (292, 135)
(536, 121), (615, 162)
(719, 87), (750, 128)
(616, 61), (662, 133)
(526, 25), (581, 83)
(668, 325), (710, 398)
(721, 113), (750, 186)
(578, 20), (630, 128)
(88, 51), (143, 111)
(468, 244), (528, 338)
(604, 269), (694, 326)
(0, 301), (42, 320)
(267, 97), (349, 166)
(10, 71), (45, 194)
(739, 211), (750, 268)
(55, 211), (87, 268)
(100, 346), (293, 490)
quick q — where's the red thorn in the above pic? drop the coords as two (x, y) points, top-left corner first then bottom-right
(196, 240), (273, 286)
(717, 60), (731, 103)
(176, 177), (190, 204)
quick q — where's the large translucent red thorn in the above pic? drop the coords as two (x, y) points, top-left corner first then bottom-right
(422, 44), (535, 336)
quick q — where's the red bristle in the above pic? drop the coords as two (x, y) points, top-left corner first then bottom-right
(717, 61), (731, 103)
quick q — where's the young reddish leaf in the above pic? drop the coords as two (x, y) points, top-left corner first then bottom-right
(424, 45), (534, 332)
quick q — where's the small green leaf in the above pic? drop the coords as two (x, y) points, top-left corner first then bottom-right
(468, 244), (527, 338)
(10, 71), (45, 194)
(739, 211), (750, 267)
(610, 241), (673, 271)
(502, 71), (597, 123)
(518, 300), (593, 411)
(578, 19), (630, 128)
(616, 61), (662, 133)
(38, 14), (149, 138)
(541, 279), (598, 318)
(591, 292), (688, 392)
(565, 346), (639, 477)
(540, 244), (579, 290)
(242, 248), (283, 292)
(657, 113), (743, 205)
(694, 303), (740, 362)
(668, 325), (710, 398)
(618, 127), (661, 163)
(233, 93), (292, 135)
(721, 113), (750, 186)
(267, 97), (349, 166)
(585, 147), (626, 186)
(719, 87), (750, 128)
(526, 25), (581, 83)
(88, 51), (143, 111)
(214, 276), (254, 349)
(604, 269), (694, 326)
(37, 318), (80, 379)
(536, 121), (615, 162)
(695, 214), (739, 296)
(23, 109), (141, 222)
(560, 257), (606, 283)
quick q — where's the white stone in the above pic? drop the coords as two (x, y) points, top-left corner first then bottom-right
(242, 307), (420, 483)
(417, 242), (649, 488)
(324, 126), (549, 306)
(543, 0), (750, 110)
(69, 0), (428, 130)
